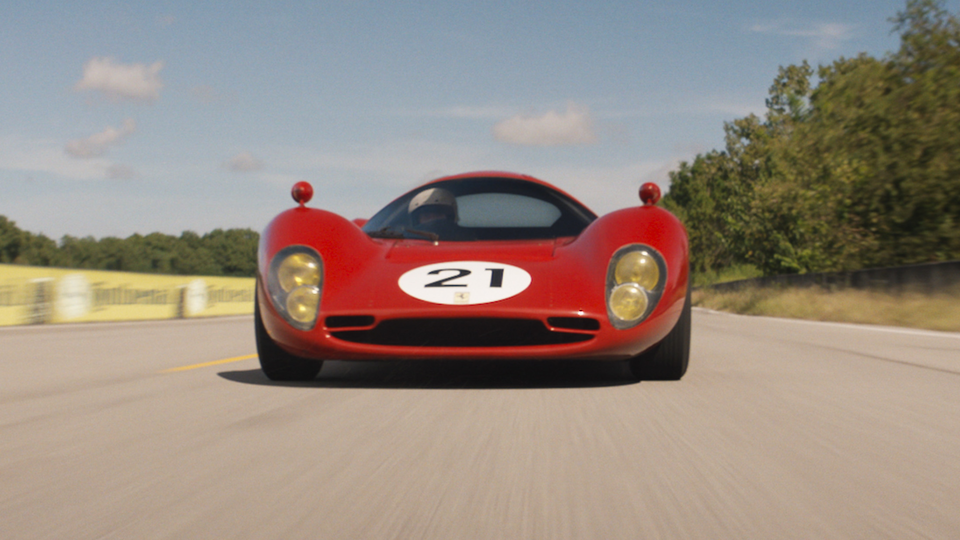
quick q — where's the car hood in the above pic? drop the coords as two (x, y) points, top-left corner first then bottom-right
(382, 238), (565, 263)
(313, 235), (598, 318)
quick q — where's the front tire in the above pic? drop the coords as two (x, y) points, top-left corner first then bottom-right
(255, 296), (323, 381)
(629, 286), (691, 381)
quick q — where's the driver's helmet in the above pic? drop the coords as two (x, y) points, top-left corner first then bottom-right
(408, 187), (458, 225)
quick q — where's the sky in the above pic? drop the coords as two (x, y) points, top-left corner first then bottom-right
(2, 0), (952, 240)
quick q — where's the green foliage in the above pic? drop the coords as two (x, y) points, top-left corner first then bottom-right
(0, 216), (25, 263)
(0, 216), (59, 266)
(664, 0), (960, 276)
(0, 217), (259, 277)
(201, 228), (259, 277)
(690, 264), (763, 288)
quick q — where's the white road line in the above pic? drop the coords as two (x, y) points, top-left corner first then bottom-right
(693, 307), (960, 339)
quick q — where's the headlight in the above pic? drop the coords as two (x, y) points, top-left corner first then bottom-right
(267, 246), (323, 330)
(614, 251), (660, 290)
(286, 285), (321, 324)
(606, 245), (666, 329)
(278, 252), (321, 292)
(609, 283), (648, 321)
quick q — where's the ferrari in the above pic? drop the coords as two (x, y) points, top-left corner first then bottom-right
(255, 171), (690, 381)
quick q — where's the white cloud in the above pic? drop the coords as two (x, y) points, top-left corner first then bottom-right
(522, 158), (689, 216)
(190, 85), (221, 104)
(106, 164), (137, 179)
(260, 139), (494, 218)
(0, 135), (118, 180)
(606, 96), (764, 120)
(74, 57), (164, 102)
(64, 119), (137, 158)
(698, 99), (764, 118)
(261, 137), (696, 220)
(224, 152), (264, 172)
(493, 102), (598, 146)
(268, 139), (494, 188)
(750, 21), (856, 50)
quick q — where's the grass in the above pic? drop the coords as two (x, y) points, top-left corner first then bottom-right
(692, 285), (960, 333)
(690, 264), (763, 288)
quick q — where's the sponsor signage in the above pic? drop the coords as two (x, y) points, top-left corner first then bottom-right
(0, 264), (255, 326)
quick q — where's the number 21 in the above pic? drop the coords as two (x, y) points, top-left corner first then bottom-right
(424, 268), (504, 288)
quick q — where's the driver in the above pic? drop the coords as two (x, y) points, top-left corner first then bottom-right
(408, 188), (458, 225)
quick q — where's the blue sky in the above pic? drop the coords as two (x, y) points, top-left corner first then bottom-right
(1, 0), (949, 239)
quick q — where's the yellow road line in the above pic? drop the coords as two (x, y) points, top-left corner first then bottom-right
(160, 354), (258, 373)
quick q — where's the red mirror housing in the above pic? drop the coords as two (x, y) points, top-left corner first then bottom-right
(292, 181), (314, 206)
(639, 182), (661, 206)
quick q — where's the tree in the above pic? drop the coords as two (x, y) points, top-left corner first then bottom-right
(802, 0), (960, 267)
(58, 235), (103, 269)
(171, 231), (219, 275)
(0, 216), (25, 264)
(665, 0), (960, 276)
(17, 233), (58, 266)
(202, 228), (259, 277)
(0, 215), (260, 276)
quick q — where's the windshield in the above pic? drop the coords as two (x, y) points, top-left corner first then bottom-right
(362, 177), (596, 241)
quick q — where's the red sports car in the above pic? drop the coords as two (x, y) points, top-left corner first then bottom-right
(255, 171), (690, 381)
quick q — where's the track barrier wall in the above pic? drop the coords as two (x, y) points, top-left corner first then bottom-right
(704, 261), (960, 294)
(0, 264), (255, 327)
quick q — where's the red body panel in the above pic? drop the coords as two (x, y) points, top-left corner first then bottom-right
(258, 173), (689, 362)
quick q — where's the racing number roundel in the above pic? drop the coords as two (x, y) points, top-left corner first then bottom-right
(398, 261), (531, 305)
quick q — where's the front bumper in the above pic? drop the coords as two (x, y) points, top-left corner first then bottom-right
(259, 288), (683, 362)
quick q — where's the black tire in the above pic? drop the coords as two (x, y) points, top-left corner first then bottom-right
(629, 285), (691, 381)
(255, 297), (323, 381)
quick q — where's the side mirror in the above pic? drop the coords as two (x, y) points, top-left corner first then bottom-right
(292, 181), (314, 206)
(639, 182), (661, 206)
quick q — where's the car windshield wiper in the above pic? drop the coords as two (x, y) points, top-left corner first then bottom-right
(367, 226), (439, 243)
(404, 228), (440, 242)
(367, 226), (405, 239)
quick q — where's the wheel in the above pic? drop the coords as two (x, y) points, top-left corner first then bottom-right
(629, 285), (691, 381)
(255, 296), (323, 381)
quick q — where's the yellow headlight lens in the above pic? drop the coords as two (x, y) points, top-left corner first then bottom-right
(278, 253), (321, 292)
(614, 251), (660, 290)
(286, 286), (321, 324)
(609, 284), (648, 321)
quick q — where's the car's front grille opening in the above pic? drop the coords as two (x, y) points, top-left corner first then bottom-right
(326, 315), (376, 328)
(331, 318), (593, 347)
(547, 317), (601, 331)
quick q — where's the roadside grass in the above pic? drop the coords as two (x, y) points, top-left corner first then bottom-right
(692, 285), (960, 333)
(690, 264), (763, 288)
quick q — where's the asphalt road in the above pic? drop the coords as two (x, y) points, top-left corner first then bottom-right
(2, 311), (959, 539)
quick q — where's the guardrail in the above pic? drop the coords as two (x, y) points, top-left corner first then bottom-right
(703, 261), (960, 294)
(0, 264), (255, 326)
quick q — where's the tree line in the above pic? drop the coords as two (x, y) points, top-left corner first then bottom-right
(0, 215), (258, 277)
(663, 0), (960, 276)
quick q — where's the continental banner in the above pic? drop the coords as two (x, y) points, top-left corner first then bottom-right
(0, 264), (255, 326)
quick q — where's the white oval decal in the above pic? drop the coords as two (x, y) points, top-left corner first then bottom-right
(399, 261), (531, 305)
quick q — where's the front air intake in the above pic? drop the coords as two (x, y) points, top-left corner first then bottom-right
(547, 317), (601, 331)
(331, 318), (593, 347)
(325, 315), (375, 328)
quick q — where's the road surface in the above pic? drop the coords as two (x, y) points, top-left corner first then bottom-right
(2, 311), (959, 539)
